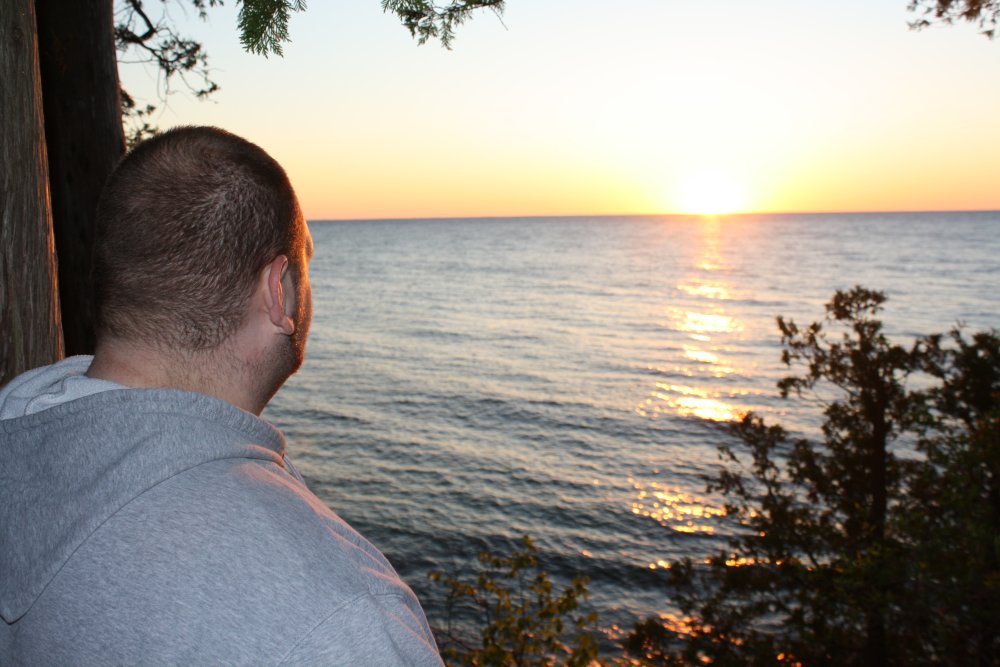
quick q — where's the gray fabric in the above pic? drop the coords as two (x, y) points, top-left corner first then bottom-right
(0, 369), (442, 666)
(0, 355), (124, 419)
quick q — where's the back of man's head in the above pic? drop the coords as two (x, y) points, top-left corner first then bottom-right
(94, 126), (303, 351)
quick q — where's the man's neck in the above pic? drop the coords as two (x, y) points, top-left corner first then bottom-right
(86, 338), (267, 415)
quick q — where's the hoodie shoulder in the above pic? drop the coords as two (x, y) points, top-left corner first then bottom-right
(0, 389), (284, 623)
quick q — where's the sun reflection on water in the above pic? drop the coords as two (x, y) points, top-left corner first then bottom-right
(667, 308), (742, 336)
(683, 345), (719, 365)
(628, 478), (726, 536)
(636, 383), (744, 422)
(637, 221), (756, 423)
(676, 280), (731, 301)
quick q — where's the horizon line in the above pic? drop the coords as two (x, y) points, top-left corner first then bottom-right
(305, 208), (1000, 223)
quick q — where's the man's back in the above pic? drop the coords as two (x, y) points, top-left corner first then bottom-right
(0, 358), (442, 666)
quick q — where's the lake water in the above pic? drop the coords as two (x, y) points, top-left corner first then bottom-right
(264, 212), (1000, 640)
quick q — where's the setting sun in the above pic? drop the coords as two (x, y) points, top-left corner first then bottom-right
(674, 171), (749, 216)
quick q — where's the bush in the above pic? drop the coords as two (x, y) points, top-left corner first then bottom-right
(430, 536), (603, 666)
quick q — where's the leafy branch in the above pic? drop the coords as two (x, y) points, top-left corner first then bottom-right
(115, 0), (224, 147)
(908, 0), (1000, 38)
(382, 0), (506, 48)
(238, 0), (307, 56)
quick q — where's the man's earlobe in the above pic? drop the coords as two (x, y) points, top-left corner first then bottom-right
(265, 255), (295, 335)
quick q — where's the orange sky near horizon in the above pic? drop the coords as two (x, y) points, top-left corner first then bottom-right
(118, 1), (1000, 219)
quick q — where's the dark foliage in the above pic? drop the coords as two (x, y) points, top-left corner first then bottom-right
(237, 0), (307, 56)
(900, 329), (1000, 662)
(909, 0), (1000, 38)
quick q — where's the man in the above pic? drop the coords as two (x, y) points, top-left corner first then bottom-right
(0, 127), (443, 665)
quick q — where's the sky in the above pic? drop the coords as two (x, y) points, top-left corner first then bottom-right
(118, 1), (1000, 219)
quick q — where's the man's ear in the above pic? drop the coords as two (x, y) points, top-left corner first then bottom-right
(264, 255), (295, 335)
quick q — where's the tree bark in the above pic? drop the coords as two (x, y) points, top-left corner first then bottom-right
(35, 0), (125, 356)
(1, 0), (64, 386)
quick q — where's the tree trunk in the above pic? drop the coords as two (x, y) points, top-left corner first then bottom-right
(1, 0), (64, 386)
(35, 0), (125, 356)
(863, 392), (889, 667)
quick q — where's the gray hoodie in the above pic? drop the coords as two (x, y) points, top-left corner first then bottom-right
(0, 357), (443, 666)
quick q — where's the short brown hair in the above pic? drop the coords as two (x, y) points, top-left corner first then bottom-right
(93, 126), (302, 350)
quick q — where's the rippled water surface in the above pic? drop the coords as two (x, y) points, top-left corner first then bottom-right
(265, 213), (1000, 635)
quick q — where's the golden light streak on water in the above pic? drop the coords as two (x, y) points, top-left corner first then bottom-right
(668, 309), (743, 336)
(677, 280), (731, 301)
(725, 556), (756, 567)
(638, 221), (755, 423)
(670, 396), (736, 422)
(628, 478), (726, 535)
(683, 345), (720, 365)
(636, 383), (743, 422)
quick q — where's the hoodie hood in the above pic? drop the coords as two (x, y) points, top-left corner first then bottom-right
(0, 383), (286, 623)
(0, 356), (123, 420)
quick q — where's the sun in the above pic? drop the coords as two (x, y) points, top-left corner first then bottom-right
(675, 171), (748, 216)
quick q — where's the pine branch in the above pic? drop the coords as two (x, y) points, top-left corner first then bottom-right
(238, 0), (308, 57)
